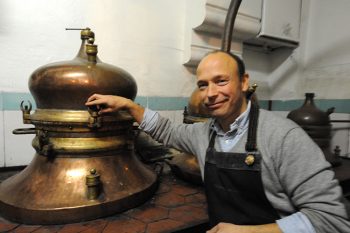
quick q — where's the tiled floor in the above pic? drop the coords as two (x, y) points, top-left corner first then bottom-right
(1, 158), (350, 233)
(0, 167), (209, 233)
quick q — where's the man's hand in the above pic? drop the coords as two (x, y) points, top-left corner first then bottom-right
(85, 94), (145, 124)
(206, 222), (282, 233)
(86, 94), (131, 114)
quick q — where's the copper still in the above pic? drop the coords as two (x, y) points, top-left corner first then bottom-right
(166, 90), (208, 185)
(287, 93), (341, 166)
(0, 28), (157, 224)
(183, 89), (211, 124)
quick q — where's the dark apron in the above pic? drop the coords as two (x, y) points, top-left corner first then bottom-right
(204, 103), (280, 226)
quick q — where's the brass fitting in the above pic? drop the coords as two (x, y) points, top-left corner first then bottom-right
(86, 169), (101, 200)
(80, 27), (95, 40)
(86, 43), (98, 63)
(20, 100), (32, 124)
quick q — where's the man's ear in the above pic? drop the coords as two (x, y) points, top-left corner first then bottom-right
(241, 73), (249, 92)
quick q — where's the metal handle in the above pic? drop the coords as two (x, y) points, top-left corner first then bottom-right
(326, 107), (335, 115)
(12, 128), (36, 135)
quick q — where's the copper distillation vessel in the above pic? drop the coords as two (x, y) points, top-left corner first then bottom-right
(167, 89), (211, 185)
(0, 28), (157, 224)
(287, 93), (342, 167)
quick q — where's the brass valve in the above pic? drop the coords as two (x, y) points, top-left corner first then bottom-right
(246, 83), (258, 99)
(87, 106), (102, 129)
(66, 27), (95, 40)
(66, 28), (98, 63)
(249, 83), (258, 93)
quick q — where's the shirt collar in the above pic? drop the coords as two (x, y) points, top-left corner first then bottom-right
(210, 101), (251, 135)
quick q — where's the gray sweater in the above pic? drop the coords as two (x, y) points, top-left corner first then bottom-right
(140, 108), (350, 233)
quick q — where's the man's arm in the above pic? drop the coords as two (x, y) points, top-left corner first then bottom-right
(276, 127), (350, 232)
(207, 222), (282, 233)
(86, 94), (209, 162)
(85, 94), (145, 123)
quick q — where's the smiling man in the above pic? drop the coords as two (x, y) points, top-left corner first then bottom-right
(196, 52), (249, 132)
(86, 51), (350, 233)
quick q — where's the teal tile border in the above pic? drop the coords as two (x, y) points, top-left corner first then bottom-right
(134, 96), (148, 107)
(1, 92), (350, 113)
(259, 99), (350, 113)
(0, 93), (2, 111)
(147, 97), (189, 111)
(2, 92), (36, 111)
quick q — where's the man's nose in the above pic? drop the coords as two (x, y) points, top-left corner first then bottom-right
(207, 84), (218, 98)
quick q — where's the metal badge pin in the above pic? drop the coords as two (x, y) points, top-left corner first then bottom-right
(245, 154), (255, 166)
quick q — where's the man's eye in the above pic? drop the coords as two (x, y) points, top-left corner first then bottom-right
(197, 83), (207, 90)
(217, 80), (228, 86)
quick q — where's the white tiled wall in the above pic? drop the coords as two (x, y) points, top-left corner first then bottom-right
(0, 95), (4, 167)
(330, 113), (350, 158)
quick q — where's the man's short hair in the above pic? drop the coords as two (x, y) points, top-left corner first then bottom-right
(208, 50), (246, 81)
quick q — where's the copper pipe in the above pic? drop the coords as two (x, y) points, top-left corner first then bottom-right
(221, 0), (242, 52)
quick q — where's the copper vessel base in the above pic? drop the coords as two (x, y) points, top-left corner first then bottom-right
(0, 152), (158, 225)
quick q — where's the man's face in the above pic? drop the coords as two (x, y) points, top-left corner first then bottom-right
(196, 52), (249, 125)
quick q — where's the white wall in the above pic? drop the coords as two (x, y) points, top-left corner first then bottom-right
(301, 0), (350, 99)
(246, 0), (350, 101)
(243, 0), (307, 100)
(0, 95), (3, 167)
(0, 0), (197, 96)
(243, 0), (350, 158)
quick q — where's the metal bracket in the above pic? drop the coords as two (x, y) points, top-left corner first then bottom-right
(20, 100), (32, 124)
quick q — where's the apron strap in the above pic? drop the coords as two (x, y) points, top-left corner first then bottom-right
(245, 102), (259, 152)
(208, 130), (216, 148)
